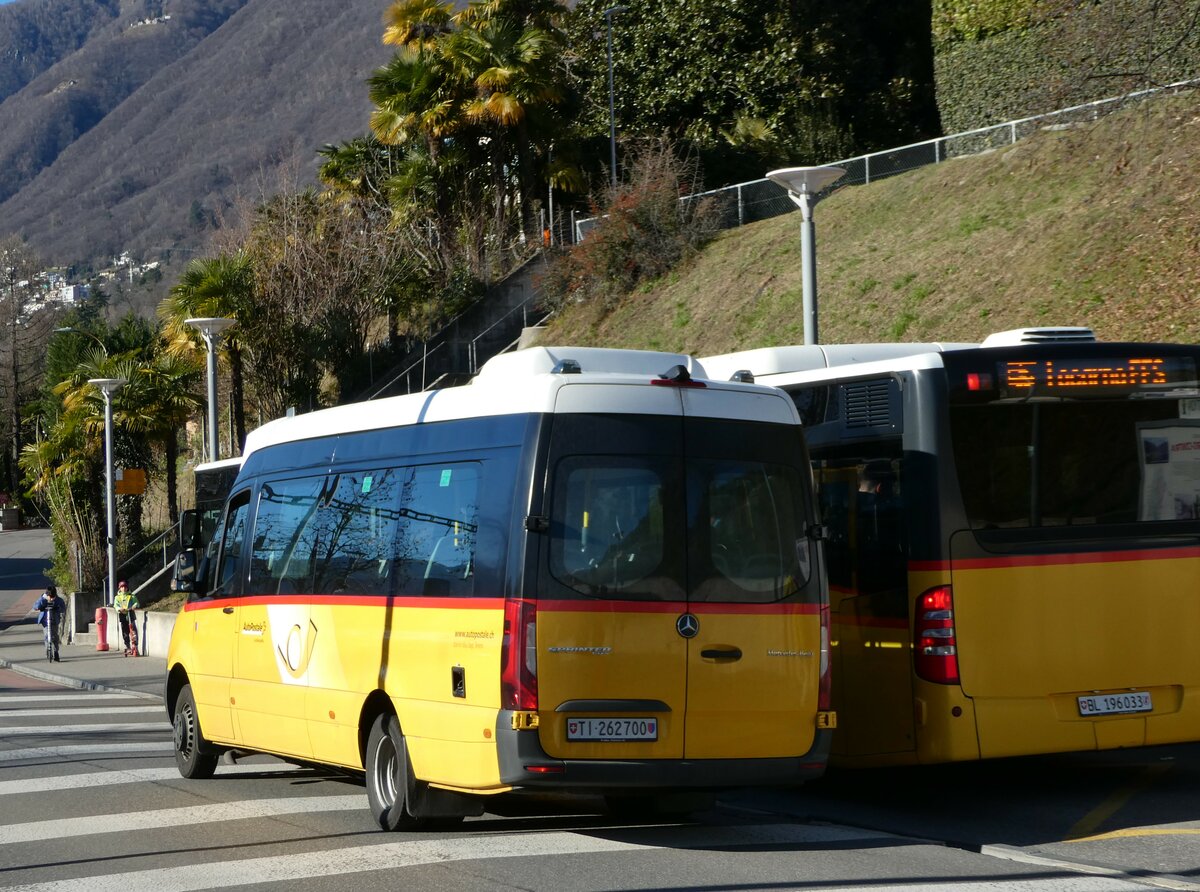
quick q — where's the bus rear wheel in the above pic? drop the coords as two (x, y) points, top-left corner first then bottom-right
(365, 713), (427, 831)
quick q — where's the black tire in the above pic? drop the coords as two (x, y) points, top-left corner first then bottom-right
(365, 713), (426, 831)
(173, 683), (218, 779)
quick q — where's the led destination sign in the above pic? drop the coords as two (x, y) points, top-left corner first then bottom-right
(1006, 357), (1173, 390)
(990, 356), (1199, 396)
(959, 355), (1200, 397)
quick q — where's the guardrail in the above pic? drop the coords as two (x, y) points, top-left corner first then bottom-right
(575, 75), (1200, 242)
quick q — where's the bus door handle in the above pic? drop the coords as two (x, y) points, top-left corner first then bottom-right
(222, 606), (234, 614)
(700, 647), (742, 661)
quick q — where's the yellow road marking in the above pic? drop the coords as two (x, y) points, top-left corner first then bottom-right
(1067, 827), (1200, 843)
(1065, 762), (1173, 840)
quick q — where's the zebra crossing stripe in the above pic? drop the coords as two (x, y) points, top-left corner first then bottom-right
(0, 722), (170, 736)
(0, 742), (172, 764)
(0, 762), (304, 796)
(0, 823), (913, 892)
(0, 795), (368, 845)
(1, 706), (164, 718)
(0, 694), (148, 705)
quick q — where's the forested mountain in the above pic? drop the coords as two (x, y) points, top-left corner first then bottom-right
(0, 0), (391, 271)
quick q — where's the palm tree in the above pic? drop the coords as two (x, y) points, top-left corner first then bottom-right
(449, 18), (566, 239)
(159, 253), (253, 450)
(119, 351), (202, 525)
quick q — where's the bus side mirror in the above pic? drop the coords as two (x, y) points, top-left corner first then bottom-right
(178, 509), (199, 549)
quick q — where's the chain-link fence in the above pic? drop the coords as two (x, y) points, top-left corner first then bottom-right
(574, 76), (1200, 242)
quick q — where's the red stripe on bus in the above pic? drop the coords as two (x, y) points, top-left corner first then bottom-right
(909, 545), (1200, 573)
(183, 595), (505, 612)
(181, 595), (820, 614)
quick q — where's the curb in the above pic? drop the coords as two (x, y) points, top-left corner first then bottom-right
(0, 656), (162, 701)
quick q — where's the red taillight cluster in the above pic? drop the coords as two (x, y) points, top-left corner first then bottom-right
(501, 598), (538, 710)
(914, 586), (959, 685)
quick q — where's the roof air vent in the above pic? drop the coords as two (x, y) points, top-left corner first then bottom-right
(729, 369), (755, 384)
(552, 359), (582, 374)
(981, 327), (1097, 347)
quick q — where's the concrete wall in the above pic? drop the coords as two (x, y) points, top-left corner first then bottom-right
(71, 595), (176, 657)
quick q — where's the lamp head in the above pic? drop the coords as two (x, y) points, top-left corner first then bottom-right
(766, 166), (847, 198)
(87, 377), (126, 396)
(185, 317), (236, 339)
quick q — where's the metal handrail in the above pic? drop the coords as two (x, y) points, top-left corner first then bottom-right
(114, 516), (183, 596)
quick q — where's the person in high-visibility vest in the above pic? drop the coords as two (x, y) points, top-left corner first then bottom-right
(115, 580), (140, 656)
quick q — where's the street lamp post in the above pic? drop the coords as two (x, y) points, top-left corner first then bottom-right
(88, 378), (126, 606)
(766, 166), (847, 346)
(7, 267), (19, 497)
(604, 5), (628, 191)
(185, 318), (236, 463)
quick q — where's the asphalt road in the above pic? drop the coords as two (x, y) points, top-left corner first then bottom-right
(2, 670), (1198, 892)
(0, 528), (54, 629)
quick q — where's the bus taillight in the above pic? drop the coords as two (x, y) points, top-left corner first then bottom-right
(914, 586), (959, 685)
(501, 599), (538, 710)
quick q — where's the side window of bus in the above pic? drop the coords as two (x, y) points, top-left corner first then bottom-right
(393, 463), (480, 597)
(310, 469), (404, 596)
(548, 457), (680, 600)
(816, 454), (906, 597)
(249, 477), (324, 595)
(212, 490), (251, 598)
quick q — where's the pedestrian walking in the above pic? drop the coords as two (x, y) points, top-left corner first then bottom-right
(115, 580), (140, 656)
(34, 585), (66, 662)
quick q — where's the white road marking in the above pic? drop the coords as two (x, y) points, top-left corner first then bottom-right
(0, 795), (367, 845)
(0, 722), (170, 736)
(0, 822), (902, 892)
(0, 762), (304, 796)
(0, 742), (172, 764)
(0, 706), (163, 718)
(0, 694), (146, 705)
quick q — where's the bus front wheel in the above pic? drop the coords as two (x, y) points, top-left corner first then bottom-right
(173, 683), (218, 779)
(365, 713), (426, 831)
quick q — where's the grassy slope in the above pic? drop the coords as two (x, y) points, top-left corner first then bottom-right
(542, 89), (1200, 353)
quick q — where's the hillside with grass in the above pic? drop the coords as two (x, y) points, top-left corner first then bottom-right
(540, 89), (1200, 354)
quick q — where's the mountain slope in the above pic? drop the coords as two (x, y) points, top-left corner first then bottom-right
(0, 0), (250, 208)
(541, 88), (1200, 353)
(0, 0), (391, 270)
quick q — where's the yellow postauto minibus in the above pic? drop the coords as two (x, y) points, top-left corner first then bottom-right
(165, 346), (833, 829)
(704, 328), (1200, 766)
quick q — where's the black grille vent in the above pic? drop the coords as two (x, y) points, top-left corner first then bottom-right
(844, 381), (893, 429)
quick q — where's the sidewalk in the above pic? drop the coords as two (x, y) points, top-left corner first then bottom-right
(0, 619), (165, 701)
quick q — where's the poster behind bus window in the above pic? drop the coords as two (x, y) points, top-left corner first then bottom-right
(1138, 422), (1200, 521)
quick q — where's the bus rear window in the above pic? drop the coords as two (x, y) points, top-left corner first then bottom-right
(549, 458), (679, 600)
(950, 399), (1198, 528)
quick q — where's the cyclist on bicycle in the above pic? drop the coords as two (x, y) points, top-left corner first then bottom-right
(34, 585), (66, 662)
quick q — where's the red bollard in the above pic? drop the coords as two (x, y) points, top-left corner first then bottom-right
(95, 607), (109, 652)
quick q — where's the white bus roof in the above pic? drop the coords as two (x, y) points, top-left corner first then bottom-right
(241, 346), (795, 459)
(700, 327), (1099, 384)
(195, 456), (244, 474)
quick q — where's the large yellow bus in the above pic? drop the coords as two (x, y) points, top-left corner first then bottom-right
(166, 346), (834, 829)
(703, 328), (1200, 766)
